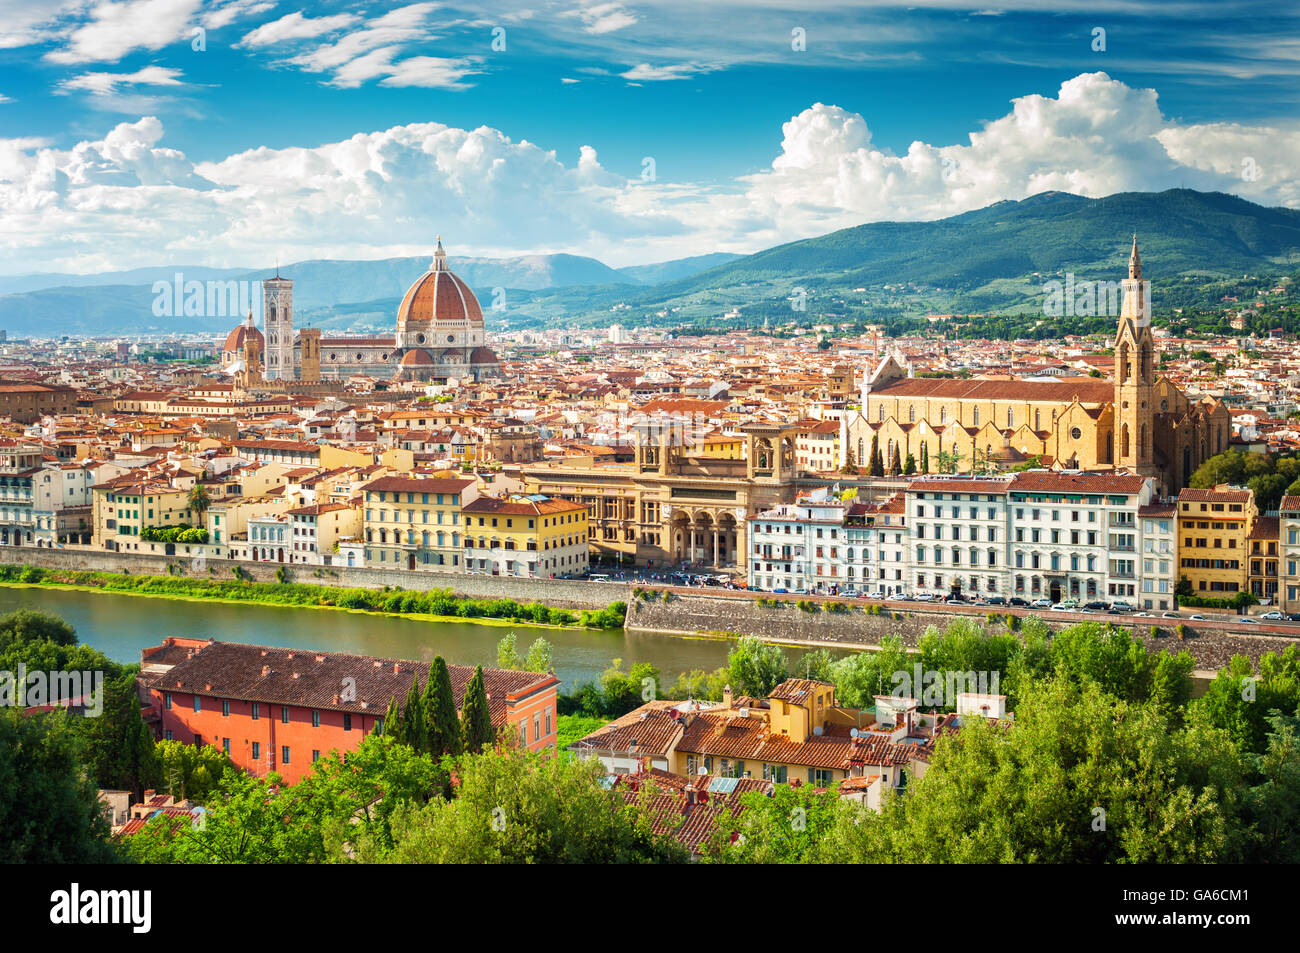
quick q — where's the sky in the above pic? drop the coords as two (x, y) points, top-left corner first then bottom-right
(0, 0), (1298, 274)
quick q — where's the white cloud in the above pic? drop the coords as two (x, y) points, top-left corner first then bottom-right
(0, 93), (12, 103)
(44, 0), (202, 65)
(566, 2), (638, 34)
(57, 65), (184, 95)
(2, 72), (1298, 274)
(620, 62), (715, 82)
(236, 10), (361, 48)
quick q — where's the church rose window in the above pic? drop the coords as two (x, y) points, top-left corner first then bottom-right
(1071, 427), (1082, 440)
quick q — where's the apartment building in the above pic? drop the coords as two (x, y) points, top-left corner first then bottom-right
(1279, 496), (1300, 613)
(1137, 502), (1178, 611)
(1176, 485), (1257, 597)
(141, 638), (558, 785)
(361, 475), (477, 570)
(286, 502), (362, 566)
(747, 487), (850, 591)
(1007, 472), (1154, 604)
(0, 441), (40, 548)
(461, 493), (589, 578)
(908, 475), (1013, 598)
(92, 478), (198, 552)
(1248, 515), (1280, 603)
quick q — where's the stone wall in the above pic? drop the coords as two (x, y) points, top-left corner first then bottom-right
(627, 592), (1300, 671)
(2, 546), (621, 610)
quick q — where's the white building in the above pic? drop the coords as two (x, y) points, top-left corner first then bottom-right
(748, 486), (850, 592)
(907, 475), (1014, 598)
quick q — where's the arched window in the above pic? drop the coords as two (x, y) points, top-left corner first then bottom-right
(940, 407), (947, 425)
(909, 405), (916, 423)
(1121, 423), (1130, 457)
(1035, 409), (1041, 430)
(973, 407), (979, 426)
(1007, 407), (1014, 428)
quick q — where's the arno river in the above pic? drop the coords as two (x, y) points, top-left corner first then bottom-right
(0, 586), (825, 691)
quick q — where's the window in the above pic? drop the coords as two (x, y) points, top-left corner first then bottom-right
(251, 702), (259, 721)
(281, 705), (290, 725)
(164, 692), (172, 710)
(281, 746), (290, 765)
(312, 709), (320, 728)
(193, 694), (201, 713)
(312, 750), (321, 763)
(222, 738), (230, 755)
(222, 699), (230, 717)
(343, 714), (352, 732)
(252, 741), (260, 760)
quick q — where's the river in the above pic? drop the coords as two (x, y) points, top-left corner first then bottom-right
(0, 586), (841, 691)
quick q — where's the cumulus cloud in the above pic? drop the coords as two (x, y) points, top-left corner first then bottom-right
(44, 0), (203, 64)
(2, 72), (1298, 273)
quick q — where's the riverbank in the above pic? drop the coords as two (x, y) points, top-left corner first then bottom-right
(0, 564), (627, 632)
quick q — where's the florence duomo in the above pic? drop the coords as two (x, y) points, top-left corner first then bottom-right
(220, 238), (501, 386)
(843, 238), (1231, 494)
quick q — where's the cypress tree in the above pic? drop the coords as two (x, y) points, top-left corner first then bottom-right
(920, 443), (930, 474)
(460, 666), (495, 754)
(890, 444), (902, 475)
(423, 656), (462, 757)
(869, 434), (883, 477)
(381, 694), (401, 741)
(903, 452), (916, 475)
(400, 678), (427, 752)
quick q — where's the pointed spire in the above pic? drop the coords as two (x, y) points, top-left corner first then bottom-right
(431, 235), (447, 272)
(1128, 234), (1141, 279)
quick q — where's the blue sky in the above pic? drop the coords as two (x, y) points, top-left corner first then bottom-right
(1, 1), (1298, 273)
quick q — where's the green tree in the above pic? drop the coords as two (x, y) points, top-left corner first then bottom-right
(0, 710), (119, 862)
(919, 442), (930, 474)
(868, 435), (883, 476)
(424, 656), (462, 757)
(890, 443), (902, 476)
(399, 678), (427, 754)
(346, 747), (689, 863)
(903, 452), (916, 475)
(496, 631), (521, 670)
(155, 738), (234, 802)
(187, 483), (212, 520)
(828, 634), (909, 708)
(460, 666), (495, 754)
(726, 635), (789, 698)
(80, 670), (160, 798)
(381, 694), (402, 742)
(705, 780), (842, 863)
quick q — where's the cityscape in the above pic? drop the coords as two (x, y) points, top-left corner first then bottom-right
(0, 0), (1294, 918)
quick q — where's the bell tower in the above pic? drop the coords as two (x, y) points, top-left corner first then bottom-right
(1114, 236), (1156, 477)
(263, 273), (294, 380)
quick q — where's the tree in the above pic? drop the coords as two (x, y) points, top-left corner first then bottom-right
(381, 694), (401, 742)
(726, 635), (788, 698)
(919, 442), (930, 474)
(890, 443), (902, 476)
(523, 637), (553, 674)
(0, 710), (119, 863)
(811, 678), (1245, 864)
(187, 483), (211, 520)
(496, 631), (521, 670)
(424, 656), (461, 757)
(843, 444), (857, 472)
(460, 666), (495, 754)
(868, 435), (883, 477)
(155, 739), (233, 802)
(347, 747), (689, 863)
(399, 678), (427, 754)
(828, 634), (909, 708)
(903, 452), (916, 475)
(705, 779), (842, 863)
(80, 670), (160, 798)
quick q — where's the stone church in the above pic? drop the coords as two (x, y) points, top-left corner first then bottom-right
(841, 239), (1231, 494)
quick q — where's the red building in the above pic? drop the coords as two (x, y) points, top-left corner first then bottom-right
(139, 638), (559, 784)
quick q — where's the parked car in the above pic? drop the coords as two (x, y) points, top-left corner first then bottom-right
(1049, 603), (1072, 612)
(1110, 601), (1134, 613)
(1009, 597), (1030, 607)
(1260, 610), (1285, 620)
(1237, 617), (1261, 624)
(1030, 598), (1052, 609)
(1187, 614), (1207, 621)
(1133, 612), (1153, 618)
(914, 592), (937, 602)
(866, 590), (886, 600)
(984, 596), (1007, 606)
(1161, 612), (1181, 619)
(1083, 601), (1109, 611)
(944, 596), (967, 605)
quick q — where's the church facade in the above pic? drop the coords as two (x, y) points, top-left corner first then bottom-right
(220, 239), (501, 385)
(841, 239), (1230, 495)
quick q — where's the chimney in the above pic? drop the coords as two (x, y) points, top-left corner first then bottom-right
(723, 684), (733, 708)
(261, 665), (270, 677)
(393, 663), (401, 674)
(684, 783), (696, 806)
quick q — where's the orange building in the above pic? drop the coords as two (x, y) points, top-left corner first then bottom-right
(140, 638), (558, 784)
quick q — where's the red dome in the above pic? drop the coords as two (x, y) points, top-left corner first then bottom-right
(223, 320), (263, 353)
(396, 240), (483, 331)
(399, 348), (434, 365)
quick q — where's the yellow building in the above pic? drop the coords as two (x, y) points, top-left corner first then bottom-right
(93, 479), (199, 552)
(360, 475), (476, 570)
(1279, 496), (1300, 612)
(461, 494), (589, 578)
(1176, 485), (1256, 598)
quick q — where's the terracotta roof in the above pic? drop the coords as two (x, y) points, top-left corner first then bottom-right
(872, 377), (1114, 404)
(143, 640), (554, 722)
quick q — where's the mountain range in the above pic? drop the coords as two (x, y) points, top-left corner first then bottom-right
(2, 189), (1298, 338)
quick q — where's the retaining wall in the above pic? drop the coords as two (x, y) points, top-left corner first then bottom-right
(2, 545), (622, 610)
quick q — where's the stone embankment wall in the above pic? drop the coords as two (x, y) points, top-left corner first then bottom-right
(3, 546), (621, 610)
(626, 592), (1300, 671)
